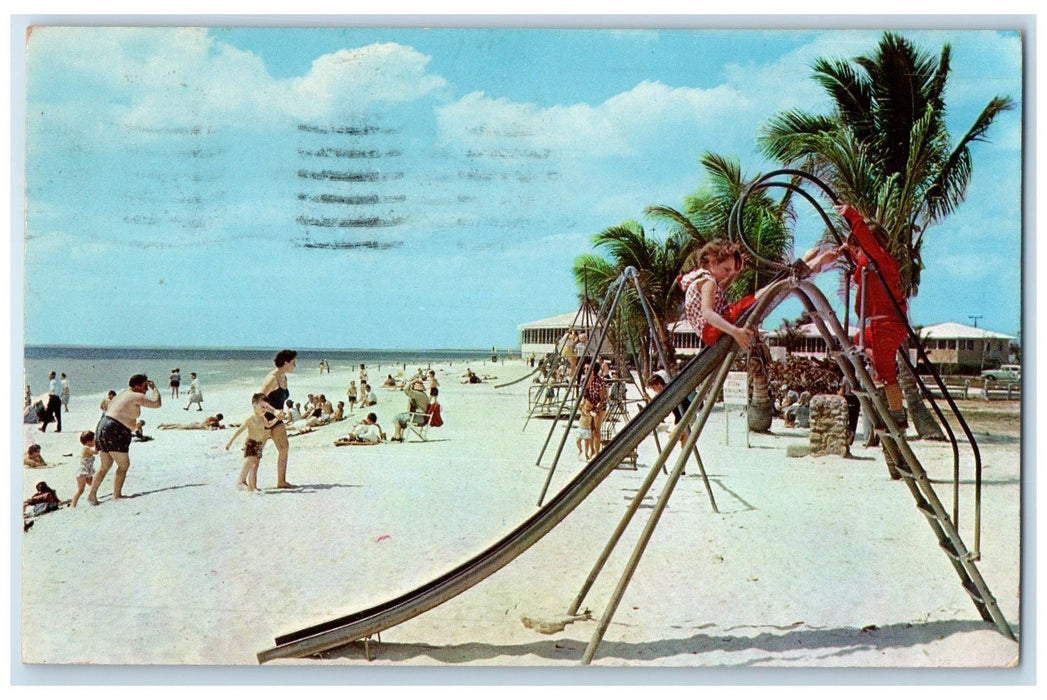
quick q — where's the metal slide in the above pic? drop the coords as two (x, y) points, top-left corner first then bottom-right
(257, 330), (739, 663)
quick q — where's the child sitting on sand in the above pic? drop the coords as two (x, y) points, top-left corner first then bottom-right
(23, 444), (46, 468)
(24, 481), (68, 518)
(72, 431), (98, 507)
(132, 419), (153, 442)
(334, 412), (384, 445)
(226, 393), (282, 492)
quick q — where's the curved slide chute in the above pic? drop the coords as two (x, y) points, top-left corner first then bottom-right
(257, 332), (737, 663)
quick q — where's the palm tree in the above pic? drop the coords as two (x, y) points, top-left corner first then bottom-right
(650, 152), (795, 299)
(758, 32), (1014, 439)
(572, 220), (695, 379)
(746, 339), (774, 432)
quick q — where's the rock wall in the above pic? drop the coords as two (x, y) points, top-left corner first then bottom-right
(809, 394), (850, 457)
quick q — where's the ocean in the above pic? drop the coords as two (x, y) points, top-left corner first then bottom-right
(22, 346), (504, 403)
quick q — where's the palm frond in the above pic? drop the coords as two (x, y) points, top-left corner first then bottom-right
(644, 205), (703, 240)
(758, 111), (838, 163)
(758, 30), (1011, 303)
(810, 57), (874, 131)
(923, 95), (1015, 223)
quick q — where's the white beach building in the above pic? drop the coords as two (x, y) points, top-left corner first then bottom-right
(918, 322), (1015, 371)
(520, 311), (1015, 373)
(515, 310), (634, 359)
(518, 311), (583, 358)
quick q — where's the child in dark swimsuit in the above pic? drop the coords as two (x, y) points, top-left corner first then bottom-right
(226, 393), (282, 493)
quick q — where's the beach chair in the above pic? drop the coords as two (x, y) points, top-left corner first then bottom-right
(406, 411), (433, 442)
(407, 402), (443, 442)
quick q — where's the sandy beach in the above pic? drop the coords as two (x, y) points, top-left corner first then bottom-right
(19, 358), (1022, 669)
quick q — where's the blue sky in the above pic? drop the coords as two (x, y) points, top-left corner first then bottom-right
(20, 24), (1024, 349)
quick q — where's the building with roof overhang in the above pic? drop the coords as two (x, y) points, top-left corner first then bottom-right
(520, 312), (1016, 371)
(918, 322), (1015, 371)
(517, 311), (610, 359)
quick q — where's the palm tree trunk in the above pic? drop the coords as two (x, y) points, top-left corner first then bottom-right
(747, 341), (773, 432)
(897, 353), (946, 440)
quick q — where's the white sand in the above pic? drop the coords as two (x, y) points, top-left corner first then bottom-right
(19, 359), (1021, 668)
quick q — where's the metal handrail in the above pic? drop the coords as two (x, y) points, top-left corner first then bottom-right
(729, 168), (984, 554)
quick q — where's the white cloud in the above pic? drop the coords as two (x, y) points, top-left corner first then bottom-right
(927, 252), (1002, 284)
(720, 31), (879, 118)
(435, 80), (748, 158)
(287, 43), (448, 121)
(28, 29), (447, 132)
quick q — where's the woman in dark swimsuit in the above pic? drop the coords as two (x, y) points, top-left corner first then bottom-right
(169, 369), (181, 399)
(259, 349), (297, 489)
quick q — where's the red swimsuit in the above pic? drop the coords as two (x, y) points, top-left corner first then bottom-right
(842, 206), (908, 384)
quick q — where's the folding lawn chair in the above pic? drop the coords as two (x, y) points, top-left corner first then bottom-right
(406, 411), (433, 442)
(407, 402), (442, 442)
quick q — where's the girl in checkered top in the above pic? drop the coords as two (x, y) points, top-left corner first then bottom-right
(678, 239), (756, 351)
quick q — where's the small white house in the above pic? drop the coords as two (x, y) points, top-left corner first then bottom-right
(918, 322), (1014, 371)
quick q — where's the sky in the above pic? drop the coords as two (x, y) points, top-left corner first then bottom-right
(18, 21), (1025, 350)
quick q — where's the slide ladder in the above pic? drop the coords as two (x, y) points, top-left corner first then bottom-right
(569, 274), (1013, 664)
(796, 280), (1015, 640)
(730, 170), (1013, 638)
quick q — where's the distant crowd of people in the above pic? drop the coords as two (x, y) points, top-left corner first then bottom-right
(23, 353), (458, 515)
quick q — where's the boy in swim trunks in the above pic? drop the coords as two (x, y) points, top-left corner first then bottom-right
(87, 374), (162, 505)
(226, 393), (283, 492)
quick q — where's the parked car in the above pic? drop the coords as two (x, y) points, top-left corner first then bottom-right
(981, 364), (1021, 382)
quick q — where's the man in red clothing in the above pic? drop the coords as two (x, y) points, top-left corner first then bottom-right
(805, 203), (909, 428)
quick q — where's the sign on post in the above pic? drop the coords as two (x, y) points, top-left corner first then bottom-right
(722, 371), (749, 446)
(722, 372), (748, 406)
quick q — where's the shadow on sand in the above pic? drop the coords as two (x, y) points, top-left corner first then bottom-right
(262, 482), (365, 494)
(315, 618), (1016, 665)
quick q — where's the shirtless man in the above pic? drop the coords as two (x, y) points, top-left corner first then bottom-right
(87, 374), (162, 504)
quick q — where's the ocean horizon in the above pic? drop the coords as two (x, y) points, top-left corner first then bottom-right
(22, 345), (513, 404)
(24, 344), (511, 357)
